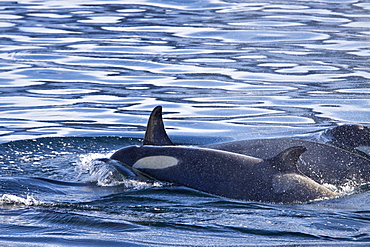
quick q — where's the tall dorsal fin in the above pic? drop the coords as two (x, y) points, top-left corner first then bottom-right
(269, 146), (307, 173)
(143, 106), (174, 146)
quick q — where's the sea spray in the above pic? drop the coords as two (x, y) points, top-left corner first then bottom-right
(75, 153), (163, 189)
(0, 194), (40, 206)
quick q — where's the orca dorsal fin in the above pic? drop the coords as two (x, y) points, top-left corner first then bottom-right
(269, 146), (307, 173)
(143, 106), (174, 146)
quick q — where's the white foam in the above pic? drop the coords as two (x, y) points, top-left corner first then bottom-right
(0, 194), (40, 206)
(323, 180), (364, 195)
(76, 154), (163, 189)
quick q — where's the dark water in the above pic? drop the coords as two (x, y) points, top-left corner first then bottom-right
(1, 0), (370, 246)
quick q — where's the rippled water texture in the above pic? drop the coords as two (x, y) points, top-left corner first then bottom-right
(1, 0), (369, 143)
(1, 0), (370, 246)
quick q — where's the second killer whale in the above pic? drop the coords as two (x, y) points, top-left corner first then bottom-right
(206, 138), (370, 186)
(109, 106), (370, 203)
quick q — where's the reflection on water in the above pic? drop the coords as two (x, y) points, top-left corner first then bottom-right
(0, 0), (369, 144)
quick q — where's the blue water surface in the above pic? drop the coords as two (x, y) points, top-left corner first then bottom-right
(1, 0), (370, 246)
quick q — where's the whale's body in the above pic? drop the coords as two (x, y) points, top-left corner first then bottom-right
(324, 124), (370, 149)
(206, 138), (370, 186)
(111, 144), (336, 203)
(107, 106), (370, 203)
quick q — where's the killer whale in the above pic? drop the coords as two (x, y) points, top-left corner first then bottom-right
(111, 106), (339, 203)
(322, 124), (370, 159)
(206, 138), (370, 186)
(324, 124), (370, 149)
(111, 144), (336, 203)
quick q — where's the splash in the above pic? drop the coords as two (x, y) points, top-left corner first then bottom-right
(76, 153), (163, 189)
(0, 194), (40, 206)
(323, 179), (370, 196)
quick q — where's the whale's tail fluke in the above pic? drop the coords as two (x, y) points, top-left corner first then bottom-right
(143, 106), (174, 146)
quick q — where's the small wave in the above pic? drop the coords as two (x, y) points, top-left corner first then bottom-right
(0, 194), (40, 206)
(323, 179), (370, 199)
(76, 154), (163, 189)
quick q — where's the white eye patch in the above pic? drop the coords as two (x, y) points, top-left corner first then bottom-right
(133, 156), (179, 169)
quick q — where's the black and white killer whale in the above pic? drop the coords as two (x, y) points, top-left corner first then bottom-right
(206, 138), (370, 186)
(109, 106), (357, 203)
(322, 124), (370, 159)
(324, 124), (370, 150)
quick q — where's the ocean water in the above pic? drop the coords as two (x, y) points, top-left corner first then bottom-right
(1, 0), (370, 246)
